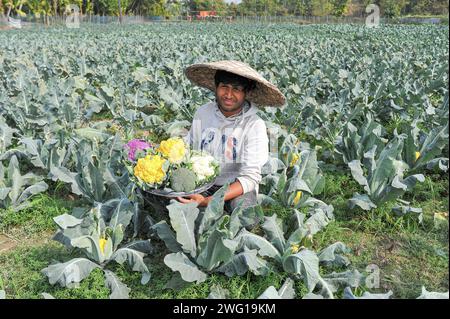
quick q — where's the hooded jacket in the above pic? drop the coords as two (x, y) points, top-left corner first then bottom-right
(185, 101), (269, 194)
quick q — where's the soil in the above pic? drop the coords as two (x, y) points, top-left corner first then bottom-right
(0, 234), (17, 253)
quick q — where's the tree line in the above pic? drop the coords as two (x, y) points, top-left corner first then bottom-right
(1, 0), (448, 19)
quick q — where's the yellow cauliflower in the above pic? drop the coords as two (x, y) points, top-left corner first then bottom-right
(158, 137), (186, 164)
(134, 154), (167, 184)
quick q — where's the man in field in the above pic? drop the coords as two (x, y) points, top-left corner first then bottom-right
(177, 60), (285, 213)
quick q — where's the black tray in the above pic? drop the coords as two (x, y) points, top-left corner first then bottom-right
(142, 179), (216, 198)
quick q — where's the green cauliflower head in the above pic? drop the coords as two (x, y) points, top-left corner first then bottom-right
(170, 168), (197, 192)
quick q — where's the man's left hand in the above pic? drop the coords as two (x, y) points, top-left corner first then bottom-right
(176, 194), (208, 207)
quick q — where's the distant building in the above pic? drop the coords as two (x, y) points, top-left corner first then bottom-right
(198, 11), (217, 17)
(196, 11), (218, 20)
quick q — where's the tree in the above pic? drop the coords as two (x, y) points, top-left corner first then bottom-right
(283, 0), (313, 16)
(118, 0), (122, 21)
(406, 0), (449, 15)
(165, 0), (183, 17)
(311, 0), (332, 16)
(329, 0), (350, 16)
(377, 0), (408, 17)
(4, 0), (27, 18)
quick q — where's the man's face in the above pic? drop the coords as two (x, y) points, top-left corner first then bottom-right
(215, 82), (247, 115)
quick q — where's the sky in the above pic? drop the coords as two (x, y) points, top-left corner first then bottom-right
(224, 0), (243, 3)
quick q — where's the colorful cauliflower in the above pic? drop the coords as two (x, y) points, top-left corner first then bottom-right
(157, 137), (186, 164)
(124, 139), (152, 161)
(125, 137), (219, 193)
(190, 154), (216, 181)
(133, 154), (167, 185)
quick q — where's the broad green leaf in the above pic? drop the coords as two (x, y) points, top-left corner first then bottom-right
(74, 128), (111, 142)
(348, 160), (369, 192)
(304, 210), (331, 236)
(318, 242), (350, 267)
(121, 240), (154, 254)
(197, 184), (227, 236)
(164, 252), (207, 283)
(111, 248), (151, 284)
(153, 221), (182, 253)
(104, 270), (131, 299)
(49, 166), (82, 195)
(53, 214), (83, 229)
(70, 235), (104, 264)
(217, 248), (269, 277)
(323, 269), (365, 293)
(108, 198), (134, 230)
(235, 228), (281, 260)
(168, 202), (199, 258)
(14, 181), (48, 210)
(262, 214), (286, 252)
(42, 258), (100, 288)
(196, 229), (237, 271)
(348, 193), (377, 211)
(283, 249), (320, 292)
(257, 194), (277, 206)
(229, 205), (264, 236)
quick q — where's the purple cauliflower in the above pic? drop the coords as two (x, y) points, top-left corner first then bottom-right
(125, 139), (152, 161)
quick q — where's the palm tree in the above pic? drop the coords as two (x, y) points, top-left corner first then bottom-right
(5, 0), (27, 18)
(118, 0), (122, 23)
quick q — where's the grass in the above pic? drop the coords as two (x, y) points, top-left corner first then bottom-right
(0, 170), (448, 299)
(313, 170), (449, 298)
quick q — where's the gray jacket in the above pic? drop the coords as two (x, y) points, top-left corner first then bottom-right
(185, 101), (269, 194)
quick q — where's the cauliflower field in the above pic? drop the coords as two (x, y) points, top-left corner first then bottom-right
(0, 23), (448, 300)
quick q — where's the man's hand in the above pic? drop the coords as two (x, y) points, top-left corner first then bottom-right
(175, 181), (244, 207)
(176, 194), (210, 207)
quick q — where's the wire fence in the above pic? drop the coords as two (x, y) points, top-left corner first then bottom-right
(0, 14), (448, 29)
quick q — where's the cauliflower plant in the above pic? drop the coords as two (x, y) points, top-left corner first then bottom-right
(190, 154), (216, 181)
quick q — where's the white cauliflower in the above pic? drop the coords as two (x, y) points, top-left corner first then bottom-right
(190, 155), (216, 181)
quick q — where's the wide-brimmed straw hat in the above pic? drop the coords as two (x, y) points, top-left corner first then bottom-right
(185, 60), (286, 107)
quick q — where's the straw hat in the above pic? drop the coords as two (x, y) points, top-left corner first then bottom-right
(185, 60), (286, 107)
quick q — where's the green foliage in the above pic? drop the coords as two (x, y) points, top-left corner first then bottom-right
(41, 199), (153, 298)
(347, 134), (425, 211)
(0, 155), (48, 212)
(335, 115), (387, 164)
(234, 208), (367, 298)
(0, 23), (447, 300)
(155, 185), (268, 285)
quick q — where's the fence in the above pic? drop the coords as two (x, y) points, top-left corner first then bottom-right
(1, 14), (448, 29)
